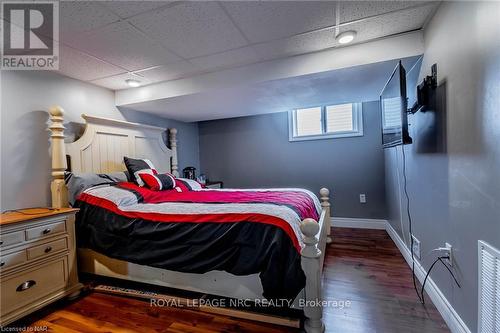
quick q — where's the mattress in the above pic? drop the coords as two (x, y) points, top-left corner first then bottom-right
(75, 182), (321, 301)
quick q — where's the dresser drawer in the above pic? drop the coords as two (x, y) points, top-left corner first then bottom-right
(0, 257), (67, 317)
(26, 220), (66, 241)
(27, 238), (68, 261)
(0, 250), (27, 270)
(0, 230), (24, 248)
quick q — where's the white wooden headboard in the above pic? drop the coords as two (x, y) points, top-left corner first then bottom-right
(48, 106), (178, 208)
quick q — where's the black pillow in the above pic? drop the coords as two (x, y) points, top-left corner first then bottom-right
(124, 157), (157, 186)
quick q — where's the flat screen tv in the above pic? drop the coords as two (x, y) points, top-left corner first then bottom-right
(381, 61), (412, 148)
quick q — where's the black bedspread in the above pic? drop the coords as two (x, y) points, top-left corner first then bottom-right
(75, 200), (306, 301)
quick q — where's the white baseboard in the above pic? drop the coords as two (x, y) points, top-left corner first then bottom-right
(331, 217), (387, 230)
(384, 223), (471, 333)
(331, 217), (471, 333)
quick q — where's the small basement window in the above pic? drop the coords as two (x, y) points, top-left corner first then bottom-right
(289, 103), (363, 141)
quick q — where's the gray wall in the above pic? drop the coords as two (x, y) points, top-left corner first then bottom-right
(199, 101), (386, 219)
(384, 2), (500, 330)
(0, 70), (200, 211)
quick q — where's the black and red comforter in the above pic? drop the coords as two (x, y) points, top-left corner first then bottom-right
(75, 182), (321, 300)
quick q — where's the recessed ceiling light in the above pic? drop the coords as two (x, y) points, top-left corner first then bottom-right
(126, 79), (140, 87)
(336, 31), (356, 44)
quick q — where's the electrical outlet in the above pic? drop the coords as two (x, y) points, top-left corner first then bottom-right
(411, 234), (421, 260)
(359, 194), (366, 203)
(444, 242), (453, 266)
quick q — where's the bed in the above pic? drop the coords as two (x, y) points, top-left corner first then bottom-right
(47, 106), (331, 333)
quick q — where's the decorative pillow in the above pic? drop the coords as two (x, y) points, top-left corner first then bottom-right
(124, 157), (157, 186)
(139, 172), (176, 191)
(175, 178), (205, 191)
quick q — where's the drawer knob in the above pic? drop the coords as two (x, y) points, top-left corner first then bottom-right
(45, 246), (52, 253)
(16, 280), (36, 292)
(42, 228), (51, 235)
(0, 262), (4, 267)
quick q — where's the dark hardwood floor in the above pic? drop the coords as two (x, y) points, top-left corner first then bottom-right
(16, 228), (449, 332)
(322, 228), (449, 333)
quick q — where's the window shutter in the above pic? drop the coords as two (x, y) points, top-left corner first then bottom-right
(326, 103), (354, 133)
(295, 107), (322, 136)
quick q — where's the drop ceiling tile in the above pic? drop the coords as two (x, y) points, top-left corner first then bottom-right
(252, 27), (337, 61)
(340, 4), (437, 43)
(339, 1), (434, 23)
(60, 1), (120, 38)
(102, 1), (175, 19)
(63, 21), (182, 71)
(136, 61), (202, 82)
(221, 1), (336, 43)
(58, 45), (126, 82)
(129, 1), (248, 58)
(90, 72), (152, 91)
(189, 46), (260, 71)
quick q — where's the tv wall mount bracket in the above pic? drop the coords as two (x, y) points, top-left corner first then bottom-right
(408, 63), (438, 114)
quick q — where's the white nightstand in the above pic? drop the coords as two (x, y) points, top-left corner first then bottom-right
(0, 208), (83, 326)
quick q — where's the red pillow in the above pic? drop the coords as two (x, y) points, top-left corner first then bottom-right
(138, 172), (176, 191)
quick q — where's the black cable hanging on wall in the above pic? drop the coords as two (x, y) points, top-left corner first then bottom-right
(400, 145), (461, 305)
(401, 144), (424, 303)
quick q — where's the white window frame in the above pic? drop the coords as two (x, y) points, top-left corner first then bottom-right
(288, 103), (363, 142)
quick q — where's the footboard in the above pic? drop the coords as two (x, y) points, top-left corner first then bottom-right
(300, 187), (330, 333)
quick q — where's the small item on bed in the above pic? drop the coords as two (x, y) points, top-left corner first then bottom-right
(124, 157), (157, 186)
(139, 172), (176, 191)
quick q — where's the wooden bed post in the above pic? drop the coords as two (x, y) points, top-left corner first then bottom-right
(320, 188), (332, 244)
(169, 128), (179, 177)
(300, 218), (324, 333)
(49, 105), (68, 208)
